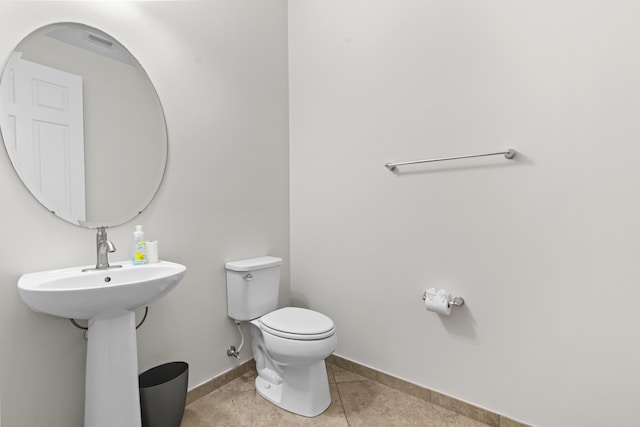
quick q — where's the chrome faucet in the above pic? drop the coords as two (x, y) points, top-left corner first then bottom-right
(95, 227), (116, 270)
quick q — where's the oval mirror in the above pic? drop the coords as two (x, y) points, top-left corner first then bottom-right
(0, 23), (167, 228)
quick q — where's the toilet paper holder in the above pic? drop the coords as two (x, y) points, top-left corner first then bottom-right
(422, 291), (465, 308)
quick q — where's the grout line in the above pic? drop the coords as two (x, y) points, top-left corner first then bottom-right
(335, 383), (351, 427)
(329, 363), (352, 427)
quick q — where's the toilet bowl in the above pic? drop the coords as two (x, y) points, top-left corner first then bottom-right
(250, 307), (337, 416)
(225, 256), (337, 417)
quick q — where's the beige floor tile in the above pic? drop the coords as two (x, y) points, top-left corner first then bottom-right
(215, 369), (258, 394)
(337, 380), (490, 427)
(181, 390), (255, 427)
(182, 362), (499, 427)
(326, 362), (337, 384)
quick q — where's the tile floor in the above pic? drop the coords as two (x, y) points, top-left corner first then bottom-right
(181, 363), (490, 426)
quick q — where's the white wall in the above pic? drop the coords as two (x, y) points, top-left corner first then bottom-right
(4, 2), (639, 426)
(0, 2), (288, 426)
(289, 1), (640, 426)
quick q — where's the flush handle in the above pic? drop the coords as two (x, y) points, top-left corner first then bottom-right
(243, 273), (253, 281)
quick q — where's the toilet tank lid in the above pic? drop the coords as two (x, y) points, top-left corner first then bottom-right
(225, 256), (283, 272)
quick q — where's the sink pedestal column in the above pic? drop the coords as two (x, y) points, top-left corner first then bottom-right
(85, 311), (141, 427)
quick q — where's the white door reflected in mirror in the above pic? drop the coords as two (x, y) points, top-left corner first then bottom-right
(1, 52), (86, 223)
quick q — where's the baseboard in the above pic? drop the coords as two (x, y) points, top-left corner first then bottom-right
(327, 354), (531, 427)
(186, 355), (530, 427)
(186, 358), (256, 406)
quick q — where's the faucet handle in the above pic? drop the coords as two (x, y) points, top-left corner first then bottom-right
(96, 226), (108, 239)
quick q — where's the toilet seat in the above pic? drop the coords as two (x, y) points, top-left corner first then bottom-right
(259, 307), (335, 340)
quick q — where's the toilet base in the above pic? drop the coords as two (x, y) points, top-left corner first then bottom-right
(255, 360), (331, 417)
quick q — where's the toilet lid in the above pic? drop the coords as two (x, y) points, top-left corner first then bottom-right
(259, 307), (335, 340)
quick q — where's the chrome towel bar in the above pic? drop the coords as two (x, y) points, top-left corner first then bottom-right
(385, 148), (517, 171)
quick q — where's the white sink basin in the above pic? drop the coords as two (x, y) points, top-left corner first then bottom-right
(18, 260), (186, 320)
(17, 260), (187, 427)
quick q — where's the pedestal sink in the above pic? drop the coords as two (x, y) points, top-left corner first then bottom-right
(17, 260), (186, 427)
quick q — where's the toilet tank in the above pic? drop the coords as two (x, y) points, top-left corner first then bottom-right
(225, 256), (283, 321)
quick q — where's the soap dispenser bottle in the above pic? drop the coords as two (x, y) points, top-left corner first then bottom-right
(132, 225), (147, 265)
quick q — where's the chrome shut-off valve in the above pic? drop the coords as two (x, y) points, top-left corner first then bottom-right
(227, 345), (241, 359)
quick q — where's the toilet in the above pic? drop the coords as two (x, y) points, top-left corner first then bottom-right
(225, 256), (337, 417)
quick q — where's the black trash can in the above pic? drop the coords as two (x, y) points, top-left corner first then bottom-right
(139, 361), (189, 427)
